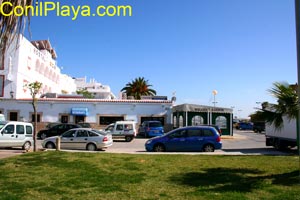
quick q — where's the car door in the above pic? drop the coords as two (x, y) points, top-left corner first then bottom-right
(0, 124), (16, 147)
(74, 130), (89, 149)
(185, 128), (204, 151)
(114, 124), (124, 135)
(60, 130), (76, 149)
(165, 129), (187, 151)
(15, 124), (26, 146)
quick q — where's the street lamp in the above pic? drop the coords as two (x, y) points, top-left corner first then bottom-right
(212, 90), (218, 107)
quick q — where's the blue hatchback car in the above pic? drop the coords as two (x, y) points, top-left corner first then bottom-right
(139, 121), (164, 138)
(145, 126), (222, 152)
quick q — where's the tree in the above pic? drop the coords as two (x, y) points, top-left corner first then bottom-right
(121, 77), (157, 100)
(27, 81), (42, 152)
(0, 0), (35, 64)
(76, 88), (94, 99)
(254, 82), (299, 129)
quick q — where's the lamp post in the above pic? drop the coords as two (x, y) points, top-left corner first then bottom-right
(212, 90), (218, 107)
(294, 0), (300, 183)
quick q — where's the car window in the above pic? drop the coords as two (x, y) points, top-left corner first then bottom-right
(187, 129), (202, 137)
(93, 129), (106, 136)
(16, 125), (25, 134)
(26, 126), (33, 134)
(3, 125), (14, 134)
(88, 131), (99, 137)
(105, 125), (114, 132)
(149, 122), (162, 127)
(62, 130), (76, 137)
(76, 130), (89, 137)
(202, 129), (214, 137)
(169, 129), (186, 138)
(124, 124), (133, 130)
(116, 124), (123, 131)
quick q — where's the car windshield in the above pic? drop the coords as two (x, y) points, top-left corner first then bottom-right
(149, 122), (162, 127)
(0, 121), (7, 129)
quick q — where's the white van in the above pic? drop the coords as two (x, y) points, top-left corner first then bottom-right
(104, 121), (137, 142)
(0, 121), (34, 150)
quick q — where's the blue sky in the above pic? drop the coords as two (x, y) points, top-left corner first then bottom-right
(26, 0), (297, 118)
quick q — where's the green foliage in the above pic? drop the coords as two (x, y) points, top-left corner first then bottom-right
(0, 152), (299, 200)
(76, 88), (94, 99)
(121, 77), (157, 100)
(253, 82), (299, 129)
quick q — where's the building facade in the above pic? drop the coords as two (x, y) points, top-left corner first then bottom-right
(0, 35), (76, 99)
(0, 98), (173, 131)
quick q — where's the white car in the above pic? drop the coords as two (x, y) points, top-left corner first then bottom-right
(42, 128), (113, 151)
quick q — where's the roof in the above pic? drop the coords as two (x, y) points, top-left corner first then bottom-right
(31, 40), (57, 59)
(173, 103), (233, 113)
(15, 98), (173, 104)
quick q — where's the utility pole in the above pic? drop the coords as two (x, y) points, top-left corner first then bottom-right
(294, 0), (300, 184)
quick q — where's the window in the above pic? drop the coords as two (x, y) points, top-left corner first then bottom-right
(116, 124), (123, 131)
(192, 115), (204, 126)
(76, 130), (89, 137)
(26, 126), (33, 134)
(202, 129), (214, 137)
(16, 125), (25, 134)
(216, 116), (227, 129)
(9, 112), (18, 121)
(173, 116), (177, 127)
(0, 75), (4, 97)
(61, 115), (69, 123)
(141, 117), (165, 126)
(187, 129), (202, 137)
(88, 131), (98, 137)
(179, 116), (184, 127)
(170, 129), (186, 138)
(3, 125), (14, 134)
(62, 130), (76, 138)
(99, 116), (124, 125)
(124, 124), (133, 130)
(75, 115), (85, 124)
(31, 114), (41, 122)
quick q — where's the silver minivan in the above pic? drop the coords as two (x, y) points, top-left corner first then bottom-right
(0, 121), (34, 150)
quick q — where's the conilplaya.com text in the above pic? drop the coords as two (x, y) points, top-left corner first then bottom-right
(0, 1), (133, 20)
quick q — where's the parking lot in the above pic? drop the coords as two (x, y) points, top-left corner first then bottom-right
(0, 129), (297, 159)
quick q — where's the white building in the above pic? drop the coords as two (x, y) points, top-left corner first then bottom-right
(74, 77), (116, 99)
(0, 35), (76, 99)
(0, 35), (174, 132)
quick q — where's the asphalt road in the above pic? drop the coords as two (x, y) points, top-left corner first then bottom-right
(0, 130), (298, 159)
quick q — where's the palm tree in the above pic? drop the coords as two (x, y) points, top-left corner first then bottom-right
(121, 77), (157, 100)
(0, 0), (34, 63)
(256, 82), (299, 129)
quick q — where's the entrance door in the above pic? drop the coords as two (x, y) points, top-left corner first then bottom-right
(75, 116), (85, 124)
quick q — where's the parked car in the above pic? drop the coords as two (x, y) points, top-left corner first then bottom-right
(38, 123), (81, 140)
(145, 126), (222, 152)
(45, 122), (61, 129)
(201, 124), (222, 136)
(42, 128), (113, 151)
(104, 121), (137, 142)
(0, 121), (33, 151)
(77, 122), (91, 128)
(138, 121), (164, 138)
(236, 122), (253, 130)
(252, 122), (265, 133)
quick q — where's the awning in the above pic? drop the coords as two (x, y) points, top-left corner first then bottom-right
(71, 108), (89, 116)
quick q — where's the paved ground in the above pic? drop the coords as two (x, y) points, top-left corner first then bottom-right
(0, 130), (298, 159)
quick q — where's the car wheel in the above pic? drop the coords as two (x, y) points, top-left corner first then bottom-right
(86, 143), (97, 151)
(45, 142), (55, 149)
(125, 136), (133, 142)
(40, 133), (47, 140)
(153, 144), (165, 152)
(22, 141), (31, 151)
(203, 144), (215, 152)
